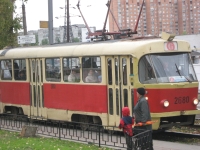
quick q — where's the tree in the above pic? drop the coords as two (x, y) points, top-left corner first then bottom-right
(0, 0), (22, 49)
(55, 37), (60, 44)
(72, 38), (80, 43)
(41, 39), (49, 45)
(182, 31), (187, 35)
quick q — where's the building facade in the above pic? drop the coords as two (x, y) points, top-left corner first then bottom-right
(109, 0), (200, 36)
(18, 24), (95, 45)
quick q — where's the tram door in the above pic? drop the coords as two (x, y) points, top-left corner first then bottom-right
(106, 56), (134, 126)
(29, 59), (46, 118)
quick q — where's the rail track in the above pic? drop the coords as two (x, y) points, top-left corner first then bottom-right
(163, 130), (200, 138)
(153, 128), (200, 144)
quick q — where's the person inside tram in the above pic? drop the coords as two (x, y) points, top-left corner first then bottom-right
(68, 69), (77, 82)
(14, 62), (19, 79)
(1, 61), (11, 79)
(85, 69), (98, 83)
(17, 70), (26, 80)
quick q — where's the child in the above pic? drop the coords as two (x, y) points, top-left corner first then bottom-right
(119, 107), (134, 150)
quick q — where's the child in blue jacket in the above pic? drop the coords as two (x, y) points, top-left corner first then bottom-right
(119, 107), (134, 150)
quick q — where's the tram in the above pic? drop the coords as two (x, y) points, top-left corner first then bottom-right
(0, 32), (199, 130)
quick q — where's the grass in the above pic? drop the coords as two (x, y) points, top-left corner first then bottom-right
(0, 130), (112, 150)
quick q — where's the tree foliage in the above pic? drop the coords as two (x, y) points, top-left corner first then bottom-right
(42, 39), (49, 45)
(72, 38), (80, 43)
(182, 31), (187, 35)
(55, 37), (60, 44)
(0, 0), (22, 49)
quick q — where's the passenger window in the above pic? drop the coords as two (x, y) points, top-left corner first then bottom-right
(115, 58), (119, 85)
(131, 89), (134, 114)
(0, 60), (12, 80)
(116, 89), (119, 115)
(63, 57), (80, 82)
(122, 58), (127, 85)
(130, 58), (134, 85)
(108, 59), (112, 85)
(124, 89), (128, 107)
(45, 58), (61, 82)
(14, 59), (26, 81)
(82, 57), (101, 83)
(109, 88), (113, 115)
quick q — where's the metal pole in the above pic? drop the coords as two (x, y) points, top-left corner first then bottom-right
(67, 0), (70, 42)
(133, 0), (144, 33)
(64, 0), (67, 42)
(59, 121), (61, 140)
(48, 0), (54, 45)
(98, 126), (101, 147)
(22, 2), (27, 35)
(76, 1), (92, 34)
(108, 6), (120, 31)
(102, 0), (111, 36)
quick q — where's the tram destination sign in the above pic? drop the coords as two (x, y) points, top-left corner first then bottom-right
(17, 35), (36, 44)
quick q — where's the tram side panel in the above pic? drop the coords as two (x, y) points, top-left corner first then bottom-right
(0, 82), (30, 114)
(43, 83), (108, 121)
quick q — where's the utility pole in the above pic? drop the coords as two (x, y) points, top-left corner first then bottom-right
(67, 0), (70, 42)
(63, 0), (67, 42)
(48, 0), (54, 45)
(22, 1), (27, 35)
(63, 0), (73, 43)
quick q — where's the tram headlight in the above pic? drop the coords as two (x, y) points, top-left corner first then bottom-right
(193, 99), (199, 105)
(163, 101), (169, 107)
(161, 99), (169, 108)
(145, 97), (148, 100)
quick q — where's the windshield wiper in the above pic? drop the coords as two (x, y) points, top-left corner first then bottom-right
(175, 63), (191, 83)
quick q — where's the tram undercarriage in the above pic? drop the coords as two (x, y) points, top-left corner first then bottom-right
(159, 115), (195, 130)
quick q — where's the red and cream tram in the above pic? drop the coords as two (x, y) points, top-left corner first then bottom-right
(0, 32), (199, 130)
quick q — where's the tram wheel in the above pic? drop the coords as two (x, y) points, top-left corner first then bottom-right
(79, 115), (89, 130)
(11, 107), (18, 114)
(11, 107), (18, 120)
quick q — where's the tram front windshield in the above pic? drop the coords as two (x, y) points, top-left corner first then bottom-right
(139, 53), (197, 83)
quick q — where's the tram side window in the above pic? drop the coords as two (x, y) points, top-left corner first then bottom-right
(14, 59), (26, 80)
(45, 58), (61, 82)
(116, 89), (119, 115)
(82, 57), (101, 83)
(108, 58), (118, 85)
(63, 57), (80, 82)
(139, 55), (156, 84)
(1, 60), (12, 80)
(109, 88), (113, 115)
(130, 58), (134, 86)
(115, 58), (119, 85)
(122, 58), (127, 85)
(108, 59), (112, 85)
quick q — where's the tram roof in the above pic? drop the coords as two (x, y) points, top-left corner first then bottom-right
(0, 37), (191, 59)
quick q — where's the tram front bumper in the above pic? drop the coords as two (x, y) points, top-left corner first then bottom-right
(151, 110), (200, 130)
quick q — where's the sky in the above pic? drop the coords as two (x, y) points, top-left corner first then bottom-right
(15, 0), (109, 31)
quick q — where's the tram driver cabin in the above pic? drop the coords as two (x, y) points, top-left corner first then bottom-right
(0, 33), (199, 130)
